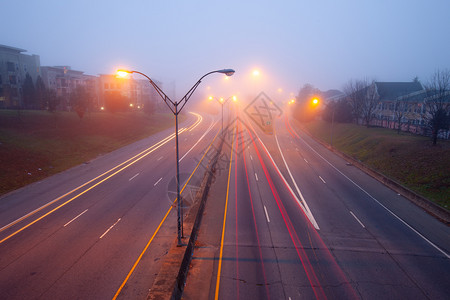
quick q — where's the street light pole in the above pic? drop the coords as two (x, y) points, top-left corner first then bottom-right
(174, 101), (182, 238)
(117, 68), (235, 246)
(221, 100), (224, 133)
(209, 96), (236, 135)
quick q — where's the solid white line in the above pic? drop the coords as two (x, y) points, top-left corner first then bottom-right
(129, 173), (140, 181)
(154, 177), (163, 186)
(319, 176), (326, 184)
(64, 209), (88, 227)
(242, 116), (319, 230)
(264, 205), (270, 223)
(0, 130), (178, 238)
(188, 112), (203, 131)
(350, 211), (365, 228)
(289, 122), (450, 259)
(100, 218), (121, 239)
(157, 156), (163, 161)
(255, 173), (259, 181)
(272, 132), (320, 230)
(180, 119), (217, 162)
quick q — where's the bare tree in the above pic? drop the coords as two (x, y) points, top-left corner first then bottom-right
(393, 98), (411, 134)
(46, 89), (60, 112)
(344, 78), (378, 126)
(70, 86), (91, 119)
(361, 80), (379, 127)
(423, 69), (450, 145)
(343, 79), (365, 124)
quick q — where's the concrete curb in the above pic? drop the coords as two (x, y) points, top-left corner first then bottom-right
(146, 137), (224, 300)
(297, 125), (450, 225)
(171, 137), (224, 299)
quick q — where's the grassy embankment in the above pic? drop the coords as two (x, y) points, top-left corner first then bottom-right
(298, 119), (450, 209)
(0, 110), (177, 196)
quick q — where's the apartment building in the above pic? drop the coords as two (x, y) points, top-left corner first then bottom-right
(0, 44), (41, 108)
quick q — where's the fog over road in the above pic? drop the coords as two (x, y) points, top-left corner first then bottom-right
(0, 112), (220, 299)
(0, 108), (449, 300)
(185, 107), (450, 299)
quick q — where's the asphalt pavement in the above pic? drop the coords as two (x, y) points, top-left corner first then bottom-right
(0, 111), (220, 299)
(1, 106), (449, 300)
(183, 109), (450, 300)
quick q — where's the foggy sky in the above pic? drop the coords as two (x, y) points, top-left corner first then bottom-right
(2, 0), (450, 101)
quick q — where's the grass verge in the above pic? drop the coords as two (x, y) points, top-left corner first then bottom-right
(297, 119), (450, 209)
(0, 110), (178, 196)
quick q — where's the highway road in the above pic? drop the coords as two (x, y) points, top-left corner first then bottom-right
(0, 111), (221, 299)
(1, 105), (449, 300)
(199, 107), (450, 299)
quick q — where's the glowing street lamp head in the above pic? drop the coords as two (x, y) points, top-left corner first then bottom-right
(252, 69), (260, 76)
(232, 96), (237, 102)
(220, 97), (224, 103)
(208, 96), (213, 101)
(117, 69), (131, 78)
(312, 98), (319, 105)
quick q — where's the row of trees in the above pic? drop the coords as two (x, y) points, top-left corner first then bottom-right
(18, 73), (156, 118)
(22, 73), (60, 111)
(293, 69), (450, 145)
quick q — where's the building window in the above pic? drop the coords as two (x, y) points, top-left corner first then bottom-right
(7, 62), (15, 72)
(9, 75), (17, 84)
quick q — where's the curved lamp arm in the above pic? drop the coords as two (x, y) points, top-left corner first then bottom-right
(117, 68), (235, 114)
(178, 69), (235, 113)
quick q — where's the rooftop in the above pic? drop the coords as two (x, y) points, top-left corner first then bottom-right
(375, 81), (424, 101)
(0, 44), (27, 53)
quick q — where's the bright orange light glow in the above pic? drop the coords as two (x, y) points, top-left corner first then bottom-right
(208, 96), (213, 101)
(232, 96), (237, 102)
(252, 69), (260, 76)
(312, 98), (319, 105)
(129, 103), (134, 107)
(116, 70), (129, 78)
(220, 98), (224, 103)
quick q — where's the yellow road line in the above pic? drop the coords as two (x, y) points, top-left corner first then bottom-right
(214, 125), (235, 300)
(0, 132), (176, 234)
(0, 134), (178, 245)
(0, 117), (194, 235)
(112, 205), (173, 300)
(113, 126), (221, 300)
